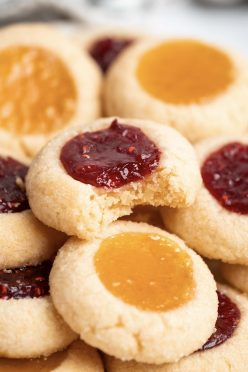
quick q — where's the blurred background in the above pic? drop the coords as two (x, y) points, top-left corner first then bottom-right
(0, 0), (247, 54)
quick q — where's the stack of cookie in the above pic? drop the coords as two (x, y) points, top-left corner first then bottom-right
(0, 21), (247, 372)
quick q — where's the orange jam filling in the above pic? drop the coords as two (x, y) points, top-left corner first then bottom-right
(0, 46), (77, 135)
(136, 40), (234, 104)
(94, 232), (195, 311)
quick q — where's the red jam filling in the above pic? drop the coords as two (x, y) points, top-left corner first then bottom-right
(0, 261), (52, 300)
(0, 156), (29, 213)
(202, 142), (248, 214)
(60, 119), (160, 189)
(89, 37), (133, 73)
(199, 291), (240, 351)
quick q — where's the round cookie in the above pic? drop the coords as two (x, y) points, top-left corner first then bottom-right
(76, 27), (144, 74)
(0, 23), (102, 157)
(0, 260), (77, 358)
(26, 117), (201, 240)
(104, 38), (248, 143)
(50, 221), (217, 365)
(0, 340), (103, 371)
(220, 263), (248, 294)
(162, 135), (248, 265)
(0, 143), (65, 269)
(105, 284), (248, 372)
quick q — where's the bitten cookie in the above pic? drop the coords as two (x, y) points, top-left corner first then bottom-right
(0, 340), (103, 371)
(50, 221), (217, 365)
(76, 27), (144, 74)
(220, 263), (248, 294)
(105, 284), (248, 372)
(0, 23), (101, 157)
(104, 38), (248, 143)
(0, 259), (77, 358)
(0, 144), (65, 269)
(162, 135), (248, 265)
(26, 117), (201, 239)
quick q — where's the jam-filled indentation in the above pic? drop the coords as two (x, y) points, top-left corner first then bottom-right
(89, 37), (133, 73)
(60, 119), (160, 189)
(136, 40), (234, 104)
(0, 46), (77, 135)
(94, 232), (195, 311)
(0, 261), (52, 300)
(199, 291), (240, 351)
(202, 142), (248, 214)
(0, 156), (29, 213)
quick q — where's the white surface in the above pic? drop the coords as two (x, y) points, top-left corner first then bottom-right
(81, 0), (248, 56)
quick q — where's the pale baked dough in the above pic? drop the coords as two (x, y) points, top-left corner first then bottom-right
(0, 340), (103, 372)
(104, 284), (248, 372)
(49, 221), (217, 365)
(162, 135), (248, 265)
(220, 263), (248, 294)
(26, 117), (201, 240)
(120, 205), (164, 228)
(104, 39), (248, 143)
(0, 145), (65, 269)
(0, 296), (77, 358)
(0, 23), (102, 157)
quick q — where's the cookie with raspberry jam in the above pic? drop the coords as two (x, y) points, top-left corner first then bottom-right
(0, 258), (77, 358)
(26, 117), (201, 240)
(104, 38), (248, 143)
(162, 135), (248, 265)
(50, 221), (217, 365)
(0, 146), (65, 269)
(0, 23), (102, 157)
(105, 284), (248, 372)
(76, 27), (145, 74)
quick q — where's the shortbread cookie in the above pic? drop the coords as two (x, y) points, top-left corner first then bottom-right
(220, 263), (248, 294)
(0, 145), (65, 269)
(0, 23), (101, 157)
(26, 117), (201, 239)
(0, 340), (103, 371)
(121, 205), (164, 228)
(50, 221), (217, 364)
(77, 27), (144, 74)
(104, 38), (248, 143)
(105, 284), (248, 372)
(162, 135), (248, 265)
(0, 260), (77, 358)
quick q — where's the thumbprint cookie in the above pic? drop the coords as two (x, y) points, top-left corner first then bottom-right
(162, 135), (248, 265)
(0, 23), (102, 157)
(104, 38), (248, 143)
(0, 258), (77, 358)
(49, 221), (217, 365)
(105, 284), (248, 372)
(26, 117), (201, 239)
(220, 263), (248, 295)
(0, 340), (103, 372)
(0, 145), (65, 269)
(77, 27), (143, 74)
